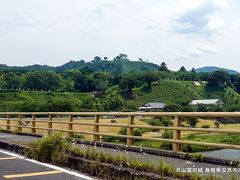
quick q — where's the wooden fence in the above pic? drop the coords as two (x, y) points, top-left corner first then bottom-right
(0, 112), (240, 152)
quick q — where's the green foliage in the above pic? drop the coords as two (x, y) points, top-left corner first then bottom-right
(25, 71), (63, 91)
(119, 76), (138, 93)
(183, 117), (199, 128)
(1, 60), (240, 113)
(141, 117), (172, 127)
(72, 133), (85, 139)
(159, 62), (169, 72)
(201, 124), (210, 128)
(207, 70), (231, 88)
(26, 132), (72, 164)
(182, 133), (240, 152)
(163, 104), (182, 112)
(214, 121), (220, 128)
(102, 127), (146, 143)
(0, 91), (92, 112)
(160, 130), (173, 150)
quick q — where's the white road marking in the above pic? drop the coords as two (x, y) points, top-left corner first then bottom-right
(0, 149), (95, 180)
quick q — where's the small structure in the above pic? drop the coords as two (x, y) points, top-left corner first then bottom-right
(139, 102), (165, 111)
(189, 99), (224, 106)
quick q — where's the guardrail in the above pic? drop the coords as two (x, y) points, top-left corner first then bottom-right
(0, 112), (240, 152)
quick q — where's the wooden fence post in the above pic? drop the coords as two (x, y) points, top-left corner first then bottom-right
(31, 114), (36, 134)
(173, 116), (181, 152)
(93, 115), (100, 141)
(18, 114), (22, 132)
(68, 115), (73, 137)
(48, 114), (52, 134)
(127, 116), (134, 146)
(6, 114), (10, 131)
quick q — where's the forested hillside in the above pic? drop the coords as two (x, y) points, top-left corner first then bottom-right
(1, 60), (240, 112)
(0, 54), (159, 74)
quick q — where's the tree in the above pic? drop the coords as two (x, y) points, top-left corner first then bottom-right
(95, 79), (109, 93)
(144, 72), (158, 87)
(105, 94), (124, 111)
(191, 68), (196, 73)
(0, 75), (6, 88)
(207, 71), (230, 88)
(118, 54), (128, 59)
(119, 76), (137, 93)
(163, 104), (182, 112)
(74, 73), (95, 92)
(4, 72), (24, 89)
(185, 117), (199, 128)
(93, 56), (102, 62)
(24, 71), (63, 91)
(159, 62), (169, 72)
(179, 66), (187, 72)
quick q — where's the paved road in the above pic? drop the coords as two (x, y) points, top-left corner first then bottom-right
(0, 149), (95, 180)
(0, 132), (239, 179)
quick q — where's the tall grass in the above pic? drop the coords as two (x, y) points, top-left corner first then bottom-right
(26, 133), (202, 179)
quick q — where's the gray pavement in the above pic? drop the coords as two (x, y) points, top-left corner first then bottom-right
(0, 150), (94, 180)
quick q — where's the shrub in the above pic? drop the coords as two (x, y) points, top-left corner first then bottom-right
(26, 132), (72, 164)
(141, 117), (172, 127)
(214, 121), (220, 128)
(72, 133), (85, 139)
(160, 130), (173, 150)
(201, 124), (210, 128)
(184, 117), (199, 128)
(163, 104), (182, 112)
(101, 136), (117, 142)
(134, 128), (143, 136)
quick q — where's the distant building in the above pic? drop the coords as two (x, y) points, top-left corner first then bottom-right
(189, 99), (224, 106)
(139, 102), (165, 111)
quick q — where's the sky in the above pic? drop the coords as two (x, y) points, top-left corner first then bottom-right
(0, 0), (240, 71)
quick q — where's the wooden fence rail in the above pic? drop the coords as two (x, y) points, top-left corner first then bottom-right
(0, 112), (240, 152)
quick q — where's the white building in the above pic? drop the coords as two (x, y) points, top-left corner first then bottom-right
(139, 102), (165, 111)
(189, 99), (224, 106)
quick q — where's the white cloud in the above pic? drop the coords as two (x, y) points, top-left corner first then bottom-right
(91, 0), (117, 15)
(147, 0), (227, 38)
(0, 12), (39, 32)
(174, 43), (218, 60)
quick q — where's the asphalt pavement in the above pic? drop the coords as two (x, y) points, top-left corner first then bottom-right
(0, 149), (95, 180)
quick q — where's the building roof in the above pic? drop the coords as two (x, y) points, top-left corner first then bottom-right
(143, 102), (165, 109)
(189, 99), (224, 106)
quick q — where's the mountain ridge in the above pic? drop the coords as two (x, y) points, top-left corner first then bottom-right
(195, 66), (239, 74)
(1, 61), (239, 74)
(0, 59), (160, 74)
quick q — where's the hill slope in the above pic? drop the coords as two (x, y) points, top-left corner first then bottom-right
(131, 80), (240, 108)
(195, 66), (239, 74)
(0, 59), (160, 74)
(0, 91), (93, 112)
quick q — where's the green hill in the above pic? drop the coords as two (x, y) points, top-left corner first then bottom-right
(0, 80), (240, 112)
(0, 59), (160, 74)
(131, 80), (240, 109)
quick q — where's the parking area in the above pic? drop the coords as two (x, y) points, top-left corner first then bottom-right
(0, 149), (94, 180)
